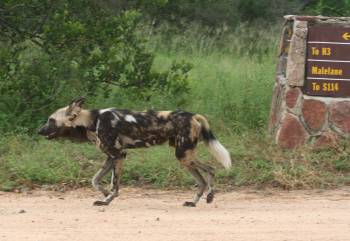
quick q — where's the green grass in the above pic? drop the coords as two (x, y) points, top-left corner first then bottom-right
(0, 26), (349, 191)
(1, 132), (349, 191)
(152, 51), (276, 131)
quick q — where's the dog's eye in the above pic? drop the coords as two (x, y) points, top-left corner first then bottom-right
(48, 118), (56, 124)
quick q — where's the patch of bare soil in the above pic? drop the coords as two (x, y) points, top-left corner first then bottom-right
(0, 187), (349, 241)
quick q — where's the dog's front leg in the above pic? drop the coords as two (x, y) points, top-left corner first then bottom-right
(92, 156), (114, 205)
(101, 157), (124, 204)
(92, 151), (126, 206)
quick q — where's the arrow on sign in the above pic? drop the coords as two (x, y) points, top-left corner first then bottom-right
(343, 32), (350, 40)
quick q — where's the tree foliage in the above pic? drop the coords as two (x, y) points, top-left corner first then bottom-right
(105, 0), (305, 27)
(304, 0), (350, 16)
(0, 0), (191, 133)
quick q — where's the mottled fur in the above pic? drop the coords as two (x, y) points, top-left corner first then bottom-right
(38, 97), (231, 207)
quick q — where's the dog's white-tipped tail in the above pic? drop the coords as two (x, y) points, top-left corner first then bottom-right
(194, 114), (232, 169)
(208, 140), (232, 169)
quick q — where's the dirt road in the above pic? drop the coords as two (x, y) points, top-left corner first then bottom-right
(0, 187), (349, 241)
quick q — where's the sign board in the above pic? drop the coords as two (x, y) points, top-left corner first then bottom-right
(305, 26), (350, 97)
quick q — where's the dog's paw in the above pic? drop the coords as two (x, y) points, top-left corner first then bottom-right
(206, 192), (214, 203)
(93, 200), (109, 206)
(183, 201), (196, 207)
(101, 190), (110, 197)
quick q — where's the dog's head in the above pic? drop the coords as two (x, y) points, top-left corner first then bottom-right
(38, 97), (86, 140)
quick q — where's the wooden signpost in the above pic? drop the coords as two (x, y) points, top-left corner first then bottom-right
(306, 26), (350, 97)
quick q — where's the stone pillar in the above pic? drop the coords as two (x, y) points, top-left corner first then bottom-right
(269, 15), (350, 149)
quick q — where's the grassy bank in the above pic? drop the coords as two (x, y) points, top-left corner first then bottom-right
(1, 132), (349, 192)
(1, 27), (349, 191)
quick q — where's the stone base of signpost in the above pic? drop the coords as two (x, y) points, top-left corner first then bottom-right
(269, 15), (350, 149)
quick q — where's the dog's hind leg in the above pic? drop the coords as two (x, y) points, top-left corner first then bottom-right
(193, 161), (215, 203)
(184, 165), (207, 207)
(177, 150), (207, 207)
(92, 156), (114, 200)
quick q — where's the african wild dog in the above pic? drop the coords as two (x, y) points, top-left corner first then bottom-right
(38, 97), (231, 207)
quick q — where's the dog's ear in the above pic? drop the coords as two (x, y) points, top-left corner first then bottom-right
(66, 96), (86, 120)
(70, 96), (85, 107)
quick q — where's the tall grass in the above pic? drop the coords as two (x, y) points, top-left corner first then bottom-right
(151, 23), (279, 131)
(152, 52), (275, 131)
(95, 23), (279, 131)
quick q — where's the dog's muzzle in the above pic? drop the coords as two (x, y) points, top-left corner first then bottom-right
(37, 125), (58, 139)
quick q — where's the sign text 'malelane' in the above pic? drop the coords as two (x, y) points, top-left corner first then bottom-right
(306, 26), (350, 97)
